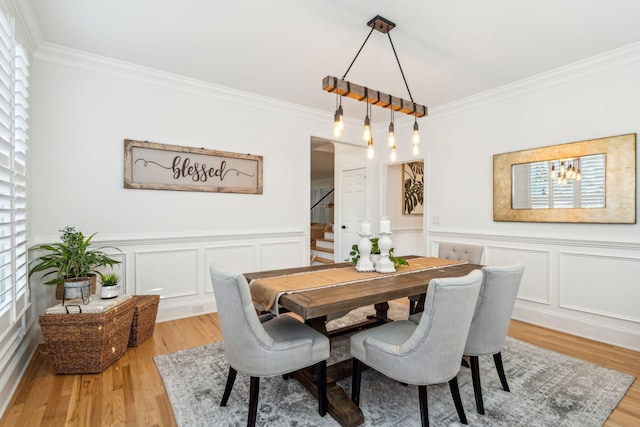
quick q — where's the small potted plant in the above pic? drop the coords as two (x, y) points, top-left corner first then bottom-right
(28, 226), (121, 303)
(100, 273), (120, 299)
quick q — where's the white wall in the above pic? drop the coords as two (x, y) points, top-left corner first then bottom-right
(27, 44), (360, 322)
(422, 43), (640, 351)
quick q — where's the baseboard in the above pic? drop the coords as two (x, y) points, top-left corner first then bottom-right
(155, 300), (217, 323)
(0, 326), (39, 420)
(512, 305), (640, 352)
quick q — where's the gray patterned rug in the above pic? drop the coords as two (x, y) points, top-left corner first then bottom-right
(154, 304), (634, 426)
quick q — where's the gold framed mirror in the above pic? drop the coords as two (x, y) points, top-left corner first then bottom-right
(493, 133), (636, 223)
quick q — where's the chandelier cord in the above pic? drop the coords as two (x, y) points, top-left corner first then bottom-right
(341, 26), (376, 80)
(387, 32), (414, 103)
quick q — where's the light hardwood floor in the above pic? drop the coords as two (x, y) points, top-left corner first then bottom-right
(1, 306), (638, 426)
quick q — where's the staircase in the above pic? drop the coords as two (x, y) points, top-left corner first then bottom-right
(311, 229), (335, 265)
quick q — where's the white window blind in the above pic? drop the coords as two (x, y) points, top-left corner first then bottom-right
(0, 8), (29, 336)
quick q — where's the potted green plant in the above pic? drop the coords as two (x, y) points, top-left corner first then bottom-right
(100, 272), (120, 299)
(28, 226), (121, 303)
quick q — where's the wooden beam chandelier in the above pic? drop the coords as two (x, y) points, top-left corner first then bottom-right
(323, 15), (428, 160)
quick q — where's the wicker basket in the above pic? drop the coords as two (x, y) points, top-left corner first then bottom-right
(128, 295), (160, 346)
(39, 297), (136, 374)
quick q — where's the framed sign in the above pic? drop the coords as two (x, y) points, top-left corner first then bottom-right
(403, 161), (424, 215)
(124, 139), (263, 194)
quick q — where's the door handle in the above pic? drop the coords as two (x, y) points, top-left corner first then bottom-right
(341, 225), (347, 229)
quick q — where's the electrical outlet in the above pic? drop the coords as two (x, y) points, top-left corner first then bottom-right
(192, 304), (205, 313)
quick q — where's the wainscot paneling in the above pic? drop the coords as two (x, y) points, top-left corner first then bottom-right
(485, 246), (551, 305)
(559, 251), (640, 323)
(260, 240), (306, 271)
(392, 228), (425, 258)
(135, 248), (200, 298)
(204, 243), (260, 293)
(103, 230), (309, 323)
(427, 230), (640, 351)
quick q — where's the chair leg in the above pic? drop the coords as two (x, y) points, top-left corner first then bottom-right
(220, 366), (237, 406)
(418, 385), (429, 427)
(470, 355), (485, 415)
(493, 352), (510, 392)
(448, 376), (467, 425)
(317, 360), (327, 416)
(248, 376), (260, 427)
(351, 358), (362, 405)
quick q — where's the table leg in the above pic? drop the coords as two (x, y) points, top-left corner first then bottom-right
(414, 294), (426, 313)
(371, 301), (390, 321)
(301, 315), (365, 427)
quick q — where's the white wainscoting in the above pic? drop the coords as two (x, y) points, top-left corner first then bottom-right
(428, 231), (640, 351)
(30, 229), (309, 325)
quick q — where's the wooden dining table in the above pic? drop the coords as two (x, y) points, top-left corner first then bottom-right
(244, 257), (481, 427)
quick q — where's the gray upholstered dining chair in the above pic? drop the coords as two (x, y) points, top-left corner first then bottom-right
(408, 242), (484, 314)
(210, 264), (330, 427)
(350, 270), (483, 426)
(463, 263), (524, 415)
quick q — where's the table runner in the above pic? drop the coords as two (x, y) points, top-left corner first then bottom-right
(250, 257), (463, 313)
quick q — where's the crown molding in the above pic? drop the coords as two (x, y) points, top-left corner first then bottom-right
(429, 41), (640, 120)
(34, 42), (329, 123)
(0, 0), (43, 53)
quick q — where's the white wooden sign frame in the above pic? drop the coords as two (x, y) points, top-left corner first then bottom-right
(124, 139), (263, 194)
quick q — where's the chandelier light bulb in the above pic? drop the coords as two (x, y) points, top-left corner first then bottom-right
(387, 122), (395, 148)
(390, 145), (397, 162)
(362, 115), (371, 142)
(333, 111), (342, 138)
(412, 120), (420, 145)
(367, 136), (374, 159)
(412, 144), (419, 157)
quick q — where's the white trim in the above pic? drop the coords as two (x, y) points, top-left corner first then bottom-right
(513, 305), (640, 352)
(33, 43), (328, 123)
(429, 41), (640, 120)
(428, 228), (640, 250)
(29, 227), (306, 248)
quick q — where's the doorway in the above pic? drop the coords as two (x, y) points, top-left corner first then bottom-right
(310, 137), (367, 264)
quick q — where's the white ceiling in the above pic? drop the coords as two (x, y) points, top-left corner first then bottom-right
(26, 0), (640, 120)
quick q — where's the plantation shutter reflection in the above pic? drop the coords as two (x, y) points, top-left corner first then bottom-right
(516, 155), (606, 209)
(579, 154), (606, 207)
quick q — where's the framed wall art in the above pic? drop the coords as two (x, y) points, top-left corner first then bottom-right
(124, 139), (263, 194)
(403, 161), (424, 215)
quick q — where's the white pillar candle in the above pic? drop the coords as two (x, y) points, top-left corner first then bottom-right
(380, 218), (390, 233)
(360, 220), (371, 234)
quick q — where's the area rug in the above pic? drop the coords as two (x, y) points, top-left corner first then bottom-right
(154, 304), (635, 426)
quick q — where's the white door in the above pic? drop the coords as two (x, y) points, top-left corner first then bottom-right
(339, 168), (367, 261)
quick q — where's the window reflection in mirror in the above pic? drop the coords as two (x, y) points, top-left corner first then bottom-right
(511, 154), (606, 209)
